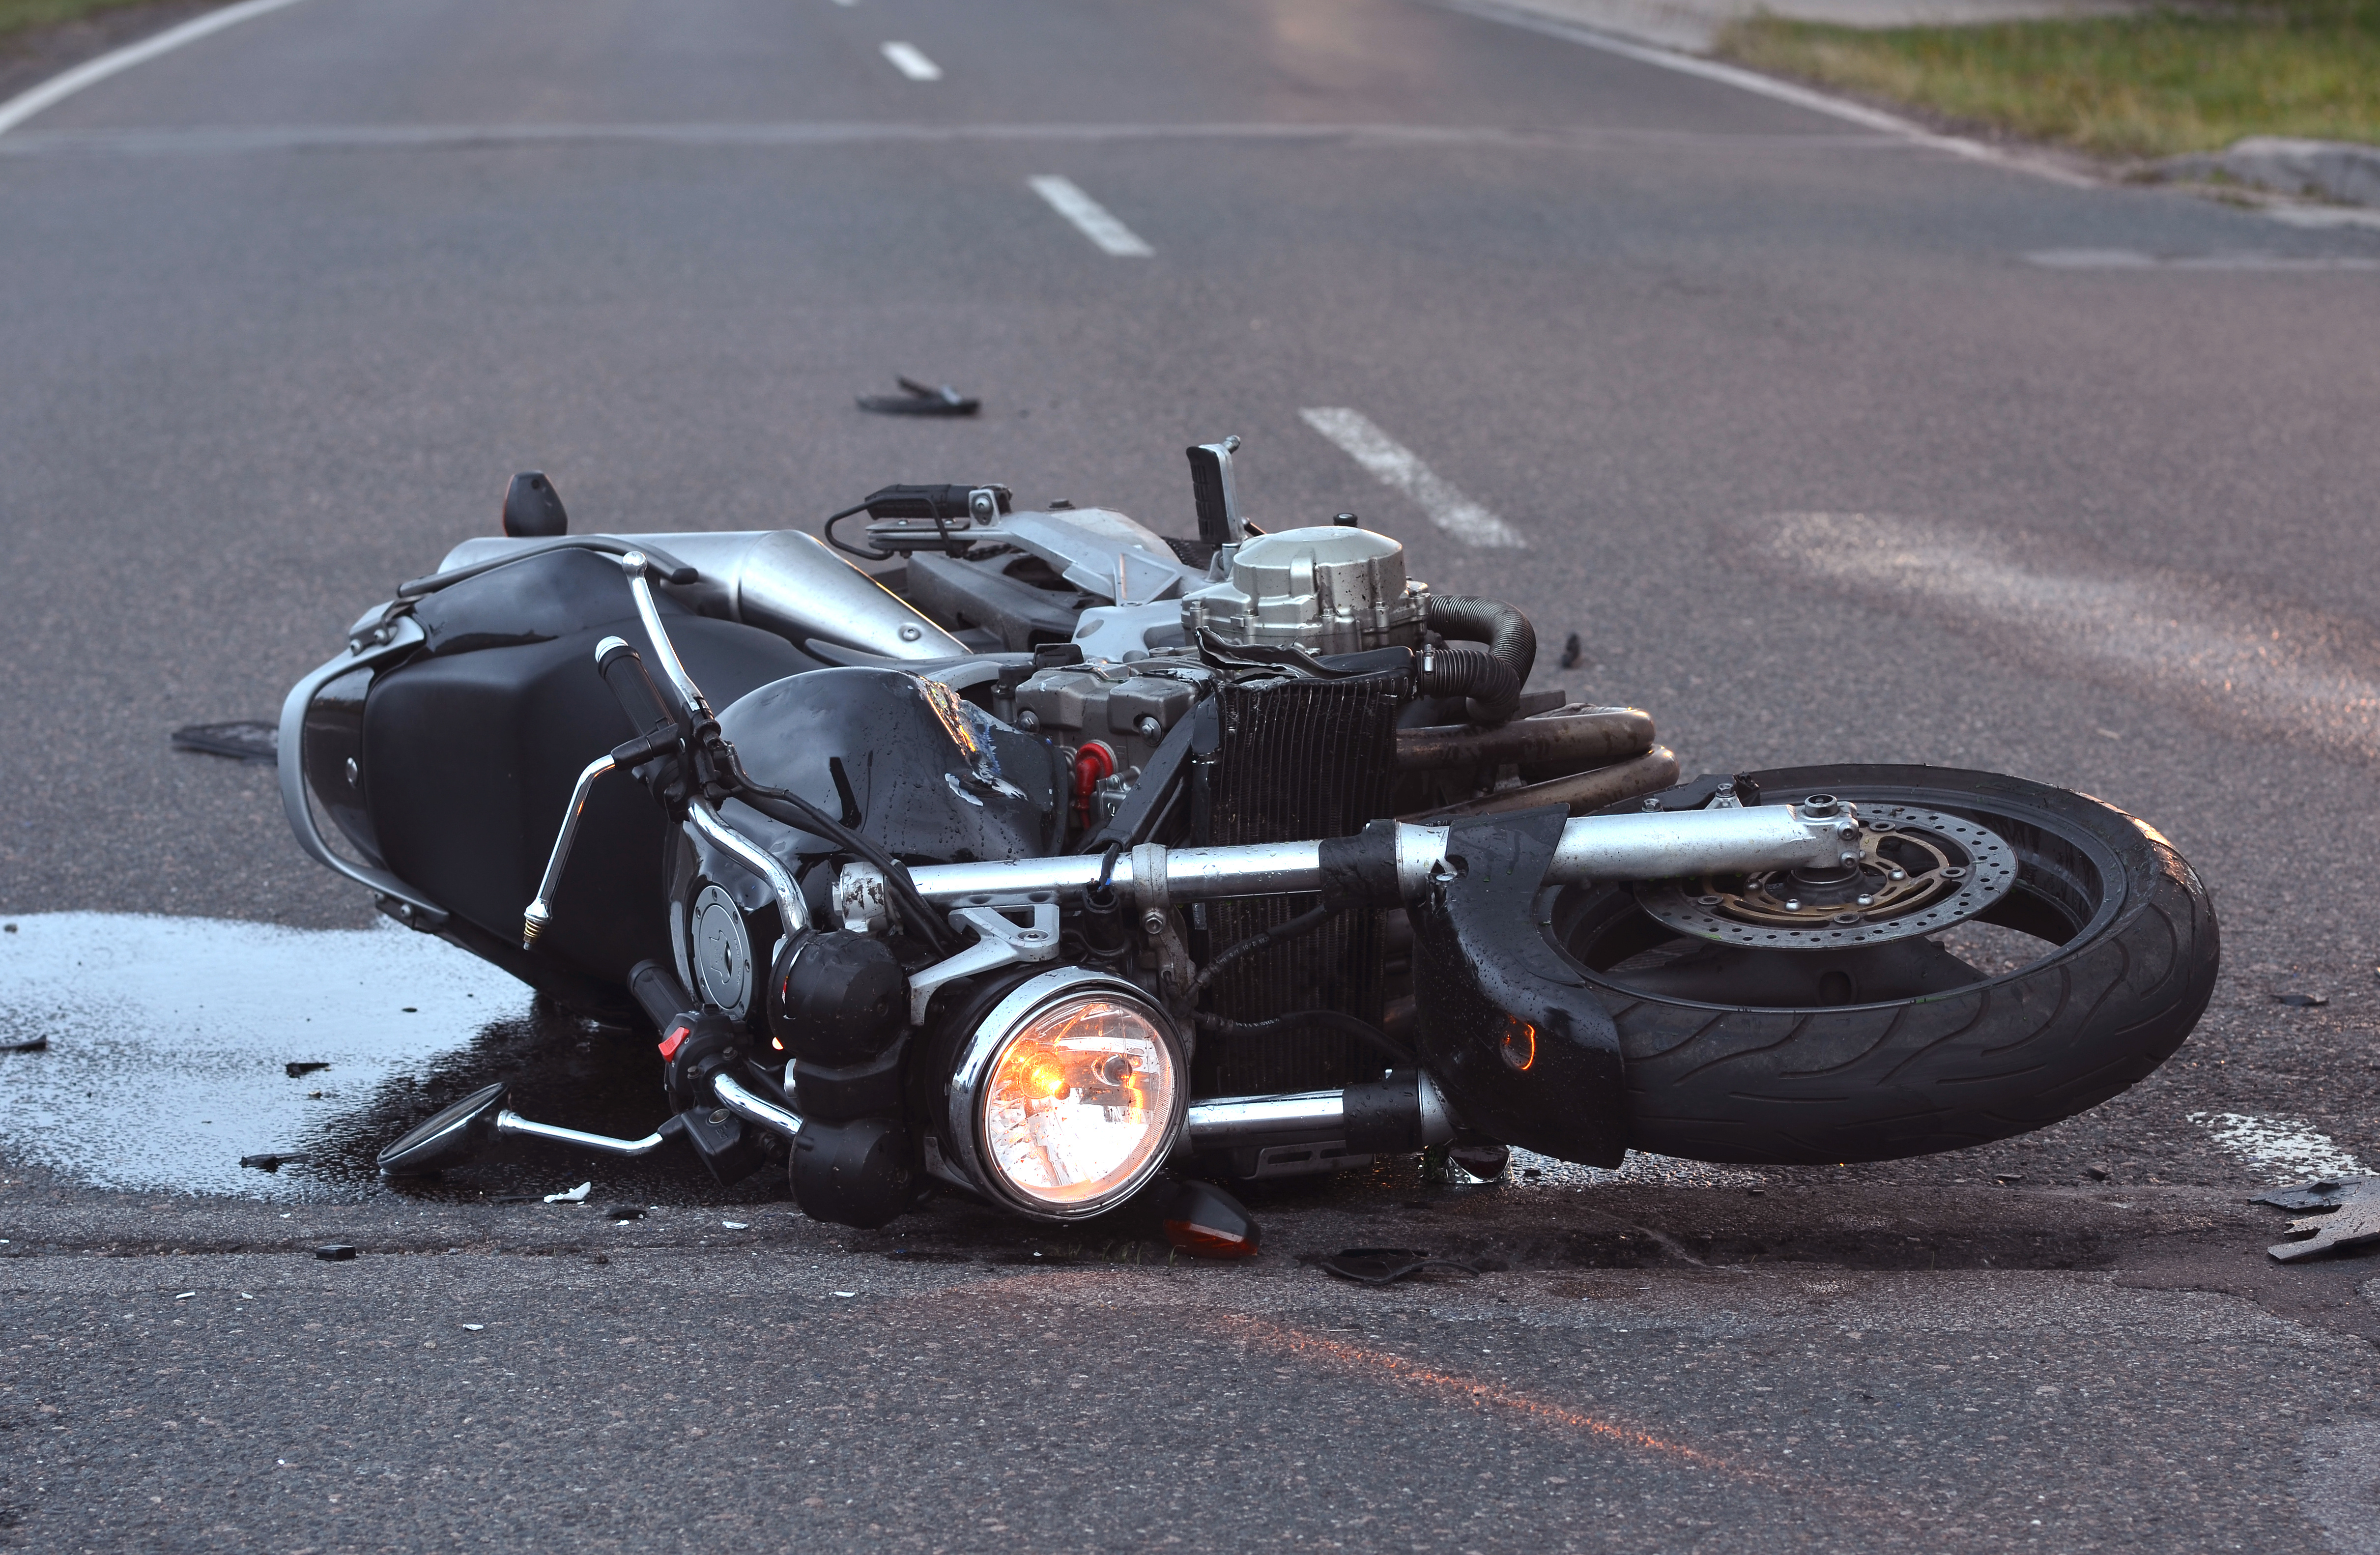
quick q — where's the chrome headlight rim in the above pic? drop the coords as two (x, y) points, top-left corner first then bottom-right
(945, 966), (1186, 1222)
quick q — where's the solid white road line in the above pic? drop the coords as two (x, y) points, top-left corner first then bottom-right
(1439, 0), (2096, 190)
(2189, 1112), (2366, 1182)
(879, 42), (943, 82)
(1756, 513), (2380, 762)
(2027, 248), (2380, 272)
(1298, 408), (1526, 548)
(0, 0), (314, 137)
(1027, 175), (1154, 257)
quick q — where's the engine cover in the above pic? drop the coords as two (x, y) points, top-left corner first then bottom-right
(1180, 526), (1425, 656)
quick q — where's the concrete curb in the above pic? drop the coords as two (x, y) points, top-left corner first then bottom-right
(2157, 137), (2380, 209)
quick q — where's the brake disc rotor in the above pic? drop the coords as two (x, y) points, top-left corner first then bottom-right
(1634, 801), (2019, 949)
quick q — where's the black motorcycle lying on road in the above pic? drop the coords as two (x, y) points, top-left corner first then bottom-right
(280, 440), (2219, 1248)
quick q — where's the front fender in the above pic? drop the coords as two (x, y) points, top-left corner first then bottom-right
(1408, 806), (1627, 1168)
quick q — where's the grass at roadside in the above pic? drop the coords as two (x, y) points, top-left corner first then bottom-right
(1718, 0), (2380, 159)
(0, 0), (162, 45)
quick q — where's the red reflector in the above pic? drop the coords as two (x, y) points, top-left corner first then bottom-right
(658, 1025), (690, 1061)
(1163, 1218), (1259, 1259)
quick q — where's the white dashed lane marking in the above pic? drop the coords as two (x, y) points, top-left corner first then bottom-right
(1297, 408), (1526, 548)
(879, 42), (942, 82)
(2027, 248), (2380, 272)
(1027, 175), (1154, 257)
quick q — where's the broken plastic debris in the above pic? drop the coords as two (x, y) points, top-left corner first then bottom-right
(0, 1035), (48, 1054)
(174, 1292), (196, 1300)
(856, 375), (980, 417)
(2272, 992), (2329, 1008)
(544, 1181), (592, 1204)
(1321, 1248), (1481, 1286)
(721, 1221), (749, 1230)
(1558, 632), (1584, 670)
(239, 1152), (308, 1172)
(169, 720), (278, 763)
(315, 1244), (358, 1262)
(604, 1206), (645, 1222)
(832, 1291), (857, 1298)
(285, 1061), (330, 1078)
(2259, 1177), (2380, 1262)
(460, 1324), (484, 1331)
(2086, 1163), (2112, 1181)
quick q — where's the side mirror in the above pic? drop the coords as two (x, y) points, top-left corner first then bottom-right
(378, 1082), (509, 1177)
(501, 471), (568, 538)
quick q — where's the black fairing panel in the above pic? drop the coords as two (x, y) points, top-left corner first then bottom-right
(1409, 806), (1628, 1168)
(362, 612), (822, 990)
(716, 668), (1052, 864)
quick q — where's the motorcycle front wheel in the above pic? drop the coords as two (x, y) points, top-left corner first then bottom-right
(1548, 765), (2219, 1164)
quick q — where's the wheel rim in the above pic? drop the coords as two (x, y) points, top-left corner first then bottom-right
(1553, 780), (2131, 1012)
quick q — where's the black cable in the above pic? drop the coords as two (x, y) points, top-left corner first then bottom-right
(1189, 903), (1335, 998)
(724, 771), (959, 957)
(821, 503), (889, 561)
(1194, 1008), (1417, 1070)
(1094, 842), (1123, 894)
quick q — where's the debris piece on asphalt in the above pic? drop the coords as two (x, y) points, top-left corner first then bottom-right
(1322, 1247), (1482, 1286)
(239, 1152), (308, 1172)
(1558, 632), (1584, 670)
(604, 1206), (645, 1221)
(0, 1034), (48, 1054)
(2087, 1163), (2112, 1181)
(544, 1181), (592, 1204)
(2259, 1177), (2380, 1263)
(169, 720), (279, 763)
(721, 1220), (749, 1230)
(315, 1244), (358, 1262)
(461, 1324), (484, 1331)
(285, 1062), (330, 1078)
(857, 375), (980, 416)
(2272, 992), (2329, 1008)
(1995, 1173), (2025, 1185)
(174, 1291), (195, 1300)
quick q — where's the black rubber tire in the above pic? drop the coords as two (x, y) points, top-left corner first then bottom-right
(1548, 765), (2219, 1164)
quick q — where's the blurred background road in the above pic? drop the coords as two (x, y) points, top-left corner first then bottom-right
(1, 2), (2377, 1550)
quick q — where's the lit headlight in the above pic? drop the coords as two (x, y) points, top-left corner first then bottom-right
(947, 968), (1184, 1219)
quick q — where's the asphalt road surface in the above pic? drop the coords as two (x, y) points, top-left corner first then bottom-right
(4, 0), (2380, 1550)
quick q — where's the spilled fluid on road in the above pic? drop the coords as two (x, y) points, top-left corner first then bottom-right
(0, 912), (733, 1203)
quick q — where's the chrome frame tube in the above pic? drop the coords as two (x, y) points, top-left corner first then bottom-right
(523, 753), (617, 945)
(688, 800), (810, 937)
(713, 1073), (802, 1140)
(493, 1111), (673, 1157)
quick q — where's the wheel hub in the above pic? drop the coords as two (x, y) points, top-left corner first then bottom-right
(1634, 800), (2018, 949)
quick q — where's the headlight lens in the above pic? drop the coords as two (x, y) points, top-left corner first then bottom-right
(979, 994), (1179, 1212)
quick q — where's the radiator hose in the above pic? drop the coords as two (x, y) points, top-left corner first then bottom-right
(1420, 594), (1533, 724)
(1416, 646), (1520, 725)
(1426, 594), (1536, 683)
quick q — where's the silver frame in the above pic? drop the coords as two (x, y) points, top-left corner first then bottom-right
(941, 965), (1189, 1222)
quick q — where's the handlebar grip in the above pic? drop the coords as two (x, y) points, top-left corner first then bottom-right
(595, 636), (683, 739)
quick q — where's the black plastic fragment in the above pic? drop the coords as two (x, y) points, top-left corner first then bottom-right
(605, 1206), (647, 1222)
(1558, 632), (1584, 670)
(286, 1061), (330, 1078)
(1321, 1247), (1481, 1285)
(239, 1152), (307, 1172)
(315, 1244), (358, 1262)
(2259, 1177), (2380, 1263)
(170, 721), (278, 764)
(857, 376), (980, 416)
(0, 1035), (47, 1054)
(2272, 992), (2329, 1008)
